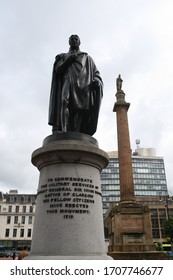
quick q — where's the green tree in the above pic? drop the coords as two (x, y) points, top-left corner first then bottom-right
(156, 242), (163, 251)
(164, 218), (173, 240)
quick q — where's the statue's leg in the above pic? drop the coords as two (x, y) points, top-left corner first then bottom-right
(74, 110), (89, 133)
(61, 81), (70, 132)
(74, 111), (81, 132)
(62, 99), (69, 132)
(52, 126), (60, 133)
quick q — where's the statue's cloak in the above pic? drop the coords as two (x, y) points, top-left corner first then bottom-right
(48, 51), (103, 135)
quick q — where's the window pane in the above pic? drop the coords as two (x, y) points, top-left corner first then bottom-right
(28, 216), (32, 224)
(5, 229), (10, 237)
(21, 216), (25, 224)
(27, 229), (32, 237)
(20, 229), (24, 237)
(13, 229), (17, 237)
(14, 216), (18, 224)
(7, 216), (11, 224)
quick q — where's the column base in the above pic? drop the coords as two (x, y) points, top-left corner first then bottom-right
(107, 251), (166, 260)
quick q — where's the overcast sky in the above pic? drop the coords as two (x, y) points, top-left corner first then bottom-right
(1, 0), (173, 195)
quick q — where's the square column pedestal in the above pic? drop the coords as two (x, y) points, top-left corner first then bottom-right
(26, 132), (112, 259)
(105, 201), (166, 260)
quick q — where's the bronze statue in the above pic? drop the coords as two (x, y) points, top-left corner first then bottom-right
(116, 74), (123, 92)
(48, 34), (103, 136)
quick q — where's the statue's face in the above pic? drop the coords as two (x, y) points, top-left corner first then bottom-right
(69, 35), (80, 48)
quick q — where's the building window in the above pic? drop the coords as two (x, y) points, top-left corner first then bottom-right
(22, 206), (26, 213)
(14, 216), (18, 224)
(9, 196), (14, 202)
(159, 209), (166, 217)
(5, 229), (10, 237)
(168, 209), (173, 217)
(29, 206), (33, 213)
(21, 216), (25, 224)
(24, 196), (28, 203)
(8, 205), (12, 213)
(28, 216), (32, 224)
(152, 229), (160, 238)
(6, 216), (11, 224)
(151, 219), (159, 228)
(31, 196), (36, 203)
(13, 229), (17, 237)
(15, 206), (19, 213)
(27, 229), (32, 237)
(150, 209), (158, 217)
(20, 229), (24, 237)
(161, 229), (165, 238)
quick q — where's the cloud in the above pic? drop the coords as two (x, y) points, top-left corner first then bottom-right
(0, 0), (173, 196)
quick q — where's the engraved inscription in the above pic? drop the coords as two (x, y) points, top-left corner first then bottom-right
(38, 177), (101, 218)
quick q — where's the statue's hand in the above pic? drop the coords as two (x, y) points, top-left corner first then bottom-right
(91, 80), (100, 89)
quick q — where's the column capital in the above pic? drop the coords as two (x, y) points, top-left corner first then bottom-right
(113, 101), (130, 112)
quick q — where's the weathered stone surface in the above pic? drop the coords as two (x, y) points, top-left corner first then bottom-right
(105, 77), (156, 259)
(108, 251), (167, 260)
(106, 201), (155, 254)
(27, 135), (111, 259)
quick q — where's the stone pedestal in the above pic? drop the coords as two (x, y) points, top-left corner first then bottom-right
(27, 132), (111, 259)
(105, 201), (156, 258)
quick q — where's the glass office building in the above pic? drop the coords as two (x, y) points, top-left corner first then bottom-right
(101, 148), (168, 215)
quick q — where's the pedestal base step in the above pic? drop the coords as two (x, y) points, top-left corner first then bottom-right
(25, 254), (112, 260)
(108, 251), (167, 260)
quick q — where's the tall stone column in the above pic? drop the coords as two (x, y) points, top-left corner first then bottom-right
(105, 75), (156, 259)
(113, 78), (135, 202)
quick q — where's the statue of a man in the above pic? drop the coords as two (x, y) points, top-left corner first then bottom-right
(116, 74), (123, 92)
(48, 34), (103, 136)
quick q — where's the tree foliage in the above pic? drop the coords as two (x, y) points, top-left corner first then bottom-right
(164, 218), (173, 240)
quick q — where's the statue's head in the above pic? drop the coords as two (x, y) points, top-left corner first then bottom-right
(69, 34), (81, 48)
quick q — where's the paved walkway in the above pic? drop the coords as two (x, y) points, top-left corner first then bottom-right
(0, 257), (18, 260)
